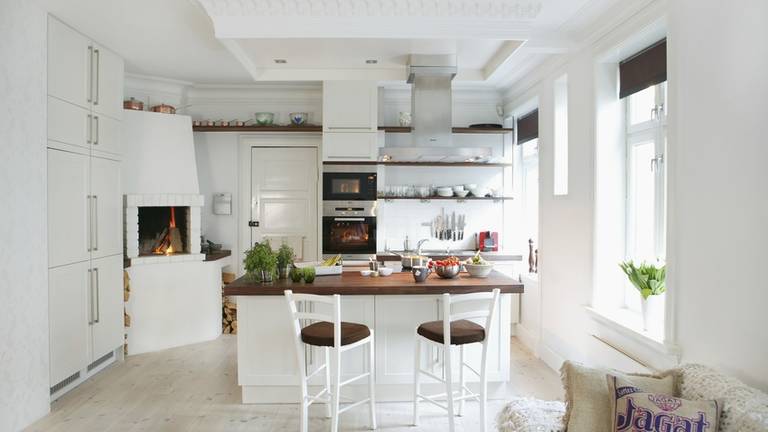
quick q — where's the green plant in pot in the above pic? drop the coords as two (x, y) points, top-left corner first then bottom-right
(276, 244), (295, 279)
(244, 241), (278, 283)
(303, 267), (316, 284)
(289, 267), (304, 283)
(619, 260), (666, 332)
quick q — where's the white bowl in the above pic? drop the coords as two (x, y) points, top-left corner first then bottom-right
(465, 263), (494, 278)
(436, 187), (454, 197)
(359, 270), (373, 277)
(464, 183), (477, 190)
(470, 187), (490, 197)
(452, 185), (465, 193)
(378, 267), (394, 276)
(455, 190), (470, 198)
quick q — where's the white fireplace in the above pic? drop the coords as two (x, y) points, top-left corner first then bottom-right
(124, 193), (204, 266)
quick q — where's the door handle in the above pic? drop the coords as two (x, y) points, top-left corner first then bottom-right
(93, 48), (100, 105)
(334, 217), (365, 222)
(87, 46), (93, 103)
(94, 267), (100, 324)
(93, 195), (99, 252)
(93, 116), (99, 145)
(88, 268), (94, 325)
(87, 115), (93, 144)
(248, 220), (259, 227)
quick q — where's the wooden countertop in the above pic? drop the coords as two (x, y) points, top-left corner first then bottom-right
(376, 253), (523, 262)
(224, 270), (523, 296)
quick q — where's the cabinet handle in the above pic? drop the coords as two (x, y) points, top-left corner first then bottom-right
(93, 116), (99, 145)
(94, 267), (100, 324)
(93, 195), (99, 252)
(87, 115), (93, 144)
(87, 46), (93, 103)
(94, 49), (100, 106)
(88, 268), (94, 325)
(87, 195), (93, 252)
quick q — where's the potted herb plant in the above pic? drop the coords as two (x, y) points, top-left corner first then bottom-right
(276, 244), (295, 279)
(243, 241), (278, 283)
(619, 260), (666, 331)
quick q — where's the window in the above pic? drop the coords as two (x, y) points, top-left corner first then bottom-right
(624, 81), (667, 311)
(521, 138), (539, 249)
(553, 75), (569, 196)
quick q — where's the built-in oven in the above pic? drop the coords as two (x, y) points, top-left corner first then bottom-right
(322, 201), (377, 260)
(323, 165), (377, 201)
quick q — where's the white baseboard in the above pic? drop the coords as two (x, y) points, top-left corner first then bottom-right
(514, 323), (539, 356)
(538, 342), (565, 373)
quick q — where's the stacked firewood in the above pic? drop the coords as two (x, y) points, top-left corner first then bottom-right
(222, 272), (237, 334)
(123, 271), (131, 355)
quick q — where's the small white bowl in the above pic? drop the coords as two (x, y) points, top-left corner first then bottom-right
(360, 270), (373, 277)
(455, 190), (470, 198)
(379, 267), (394, 276)
(464, 183), (477, 190)
(437, 187), (454, 197)
(452, 185), (465, 193)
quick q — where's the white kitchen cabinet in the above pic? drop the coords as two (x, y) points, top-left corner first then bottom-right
(48, 17), (91, 110)
(91, 43), (124, 121)
(91, 114), (121, 157)
(323, 81), (378, 132)
(90, 255), (124, 361)
(90, 156), (122, 258)
(48, 148), (90, 268)
(49, 262), (90, 385)
(374, 295), (440, 384)
(48, 96), (91, 151)
(322, 132), (378, 161)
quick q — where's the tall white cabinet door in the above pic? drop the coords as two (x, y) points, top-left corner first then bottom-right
(92, 114), (121, 157)
(90, 255), (124, 360)
(48, 96), (91, 151)
(90, 156), (122, 258)
(323, 81), (377, 131)
(48, 17), (91, 109)
(91, 44), (124, 121)
(48, 149), (90, 268)
(49, 261), (90, 385)
(374, 295), (439, 384)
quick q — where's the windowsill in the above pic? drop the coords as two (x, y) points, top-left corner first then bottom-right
(585, 306), (678, 358)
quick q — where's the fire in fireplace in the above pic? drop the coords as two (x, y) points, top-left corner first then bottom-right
(138, 206), (190, 256)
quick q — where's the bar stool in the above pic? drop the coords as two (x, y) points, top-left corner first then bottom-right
(412, 289), (501, 432)
(284, 290), (377, 432)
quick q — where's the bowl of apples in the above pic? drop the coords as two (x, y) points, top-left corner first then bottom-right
(464, 252), (494, 278)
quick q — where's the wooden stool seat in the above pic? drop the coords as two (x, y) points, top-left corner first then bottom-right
(301, 321), (371, 347)
(417, 319), (486, 345)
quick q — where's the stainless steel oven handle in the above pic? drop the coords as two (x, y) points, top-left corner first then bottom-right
(333, 217), (365, 221)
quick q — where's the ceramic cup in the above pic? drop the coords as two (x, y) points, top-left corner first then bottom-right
(412, 266), (430, 282)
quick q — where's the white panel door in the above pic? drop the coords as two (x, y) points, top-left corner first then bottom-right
(49, 261), (90, 385)
(90, 254), (124, 361)
(90, 156), (122, 258)
(48, 148), (90, 268)
(374, 295), (439, 384)
(323, 81), (377, 131)
(91, 43), (124, 121)
(249, 147), (318, 262)
(47, 17), (91, 109)
(47, 96), (91, 151)
(322, 132), (377, 161)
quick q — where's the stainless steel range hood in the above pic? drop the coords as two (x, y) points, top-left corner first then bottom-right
(407, 54), (457, 148)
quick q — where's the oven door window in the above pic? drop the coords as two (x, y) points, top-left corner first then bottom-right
(332, 178), (361, 195)
(323, 217), (376, 254)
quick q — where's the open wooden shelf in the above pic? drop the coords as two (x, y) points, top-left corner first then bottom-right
(378, 126), (514, 134)
(379, 196), (513, 201)
(323, 161), (512, 167)
(193, 125), (322, 133)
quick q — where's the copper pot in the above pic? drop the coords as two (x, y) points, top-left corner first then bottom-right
(123, 98), (144, 111)
(151, 104), (176, 114)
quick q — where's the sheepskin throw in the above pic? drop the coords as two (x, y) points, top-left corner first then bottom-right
(496, 397), (566, 432)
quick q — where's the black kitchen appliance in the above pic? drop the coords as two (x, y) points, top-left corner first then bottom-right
(323, 165), (377, 201)
(322, 201), (377, 260)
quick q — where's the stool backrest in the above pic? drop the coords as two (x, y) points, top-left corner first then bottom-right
(284, 290), (342, 348)
(442, 288), (501, 345)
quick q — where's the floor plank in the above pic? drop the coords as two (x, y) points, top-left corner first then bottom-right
(27, 336), (561, 431)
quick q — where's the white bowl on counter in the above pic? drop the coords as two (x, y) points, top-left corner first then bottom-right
(379, 267), (394, 276)
(464, 263), (494, 278)
(360, 270), (373, 277)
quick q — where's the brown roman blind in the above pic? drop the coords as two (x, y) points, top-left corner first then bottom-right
(516, 109), (538, 145)
(619, 39), (667, 99)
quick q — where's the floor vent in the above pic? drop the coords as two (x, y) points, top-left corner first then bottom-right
(51, 371), (80, 395)
(87, 351), (114, 372)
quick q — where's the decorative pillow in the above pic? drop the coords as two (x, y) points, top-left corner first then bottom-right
(607, 374), (721, 432)
(561, 361), (677, 432)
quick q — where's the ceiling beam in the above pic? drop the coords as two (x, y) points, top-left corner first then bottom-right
(218, 39), (262, 81)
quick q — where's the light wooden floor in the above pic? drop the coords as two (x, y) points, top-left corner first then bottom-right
(27, 335), (562, 432)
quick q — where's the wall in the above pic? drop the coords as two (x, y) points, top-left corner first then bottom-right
(666, 0), (768, 389)
(0, 1), (51, 430)
(503, 0), (768, 389)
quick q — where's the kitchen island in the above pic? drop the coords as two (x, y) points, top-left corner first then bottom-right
(225, 270), (523, 403)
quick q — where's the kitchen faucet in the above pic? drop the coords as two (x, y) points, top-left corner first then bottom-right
(416, 238), (429, 255)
